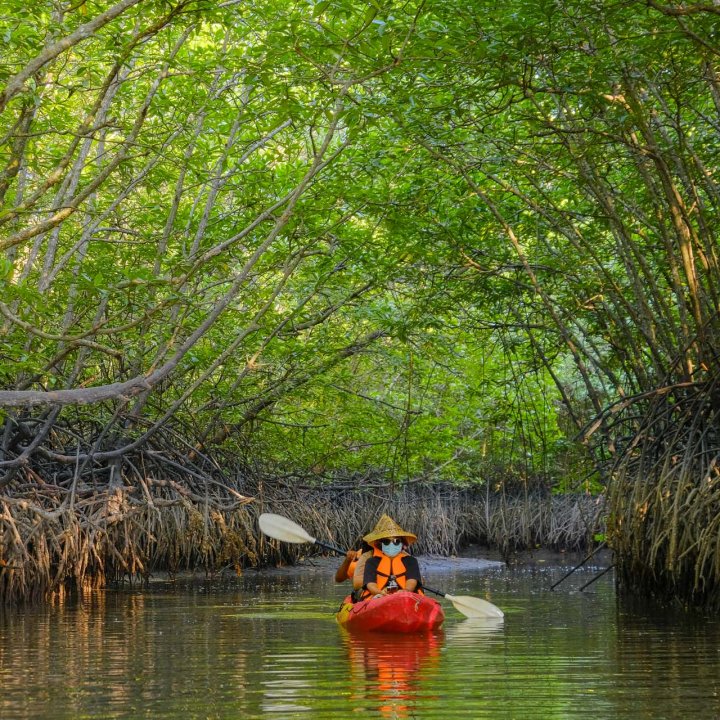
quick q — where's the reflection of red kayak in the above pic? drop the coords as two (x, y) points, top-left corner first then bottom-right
(343, 627), (444, 717)
(337, 590), (445, 633)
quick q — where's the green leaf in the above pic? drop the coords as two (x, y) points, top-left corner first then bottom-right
(364, 6), (377, 25)
(313, 0), (330, 16)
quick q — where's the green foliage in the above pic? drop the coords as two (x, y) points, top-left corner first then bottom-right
(2, 0), (717, 491)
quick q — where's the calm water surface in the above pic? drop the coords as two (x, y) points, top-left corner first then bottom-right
(1, 556), (720, 719)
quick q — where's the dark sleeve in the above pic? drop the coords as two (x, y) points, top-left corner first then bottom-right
(363, 556), (380, 587)
(402, 555), (421, 582)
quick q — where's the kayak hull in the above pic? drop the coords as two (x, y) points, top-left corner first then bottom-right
(336, 590), (445, 633)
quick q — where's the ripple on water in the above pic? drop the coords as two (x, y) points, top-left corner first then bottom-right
(1, 559), (720, 719)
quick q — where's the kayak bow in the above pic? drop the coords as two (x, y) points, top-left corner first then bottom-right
(337, 591), (445, 633)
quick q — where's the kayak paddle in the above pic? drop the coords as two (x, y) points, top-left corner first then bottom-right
(258, 512), (346, 554)
(258, 512), (504, 619)
(422, 585), (504, 619)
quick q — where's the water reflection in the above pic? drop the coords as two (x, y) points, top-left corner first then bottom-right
(445, 616), (505, 644)
(2, 560), (720, 719)
(342, 629), (444, 718)
(610, 598), (720, 718)
(261, 650), (316, 714)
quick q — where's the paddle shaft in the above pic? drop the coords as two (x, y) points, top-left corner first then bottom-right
(422, 585), (504, 618)
(314, 539), (346, 556)
(422, 585), (447, 599)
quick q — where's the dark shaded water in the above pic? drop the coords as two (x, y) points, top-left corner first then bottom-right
(1, 555), (720, 719)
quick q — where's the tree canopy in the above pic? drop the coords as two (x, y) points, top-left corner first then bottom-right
(1, 0), (719, 489)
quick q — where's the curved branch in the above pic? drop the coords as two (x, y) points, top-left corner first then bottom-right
(646, 0), (720, 16)
(0, 301), (122, 358)
(0, 0), (145, 114)
(0, 377), (153, 408)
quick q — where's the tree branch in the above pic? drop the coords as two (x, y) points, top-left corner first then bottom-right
(0, 0), (146, 114)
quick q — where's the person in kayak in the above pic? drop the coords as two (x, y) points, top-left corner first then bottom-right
(335, 541), (372, 585)
(360, 514), (422, 599)
(335, 548), (361, 583)
(351, 543), (373, 591)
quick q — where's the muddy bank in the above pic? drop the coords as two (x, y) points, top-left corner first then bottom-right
(258, 549), (613, 576)
(459, 544), (614, 567)
(250, 554), (505, 577)
(141, 548), (616, 586)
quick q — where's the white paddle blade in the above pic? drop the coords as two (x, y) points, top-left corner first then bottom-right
(446, 593), (504, 619)
(258, 513), (316, 544)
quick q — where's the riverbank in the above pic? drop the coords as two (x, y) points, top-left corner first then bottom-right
(139, 546), (619, 589)
(1, 477), (605, 604)
(242, 548), (614, 579)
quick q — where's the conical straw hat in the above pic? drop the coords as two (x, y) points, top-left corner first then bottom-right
(362, 514), (417, 545)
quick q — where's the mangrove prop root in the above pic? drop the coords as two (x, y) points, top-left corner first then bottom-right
(0, 462), (603, 604)
(604, 370), (720, 610)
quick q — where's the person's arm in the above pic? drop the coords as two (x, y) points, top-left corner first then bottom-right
(403, 556), (421, 592)
(352, 551), (370, 590)
(334, 549), (356, 583)
(365, 582), (385, 596)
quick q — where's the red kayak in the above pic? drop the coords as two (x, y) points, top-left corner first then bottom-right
(336, 590), (445, 633)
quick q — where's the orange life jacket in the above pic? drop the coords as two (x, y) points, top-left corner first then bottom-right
(361, 547), (422, 599)
(346, 550), (361, 581)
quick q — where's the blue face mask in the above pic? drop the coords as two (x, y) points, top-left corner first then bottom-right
(381, 540), (403, 557)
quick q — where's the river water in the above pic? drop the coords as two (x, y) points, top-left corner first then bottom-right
(1, 554), (719, 719)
